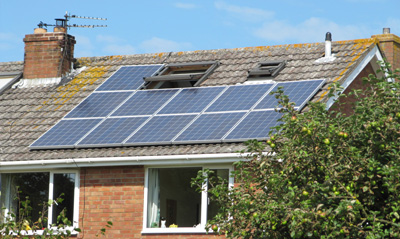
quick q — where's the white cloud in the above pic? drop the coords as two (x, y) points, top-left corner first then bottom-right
(103, 44), (136, 55)
(96, 35), (124, 44)
(0, 32), (20, 51)
(75, 35), (95, 50)
(95, 34), (135, 55)
(0, 32), (19, 41)
(74, 35), (95, 58)
(254, 17), (367, 43)
(174, 2), (198, 9)
(385, 18), (400, 35)
(215, 1), (274, 22)
(139, 37), (192, 53)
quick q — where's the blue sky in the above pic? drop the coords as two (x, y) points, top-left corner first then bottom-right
(1, 0), (399, 62)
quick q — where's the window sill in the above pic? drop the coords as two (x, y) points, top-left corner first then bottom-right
(142, 227), (210, 234)
(3, 228), (79, 236)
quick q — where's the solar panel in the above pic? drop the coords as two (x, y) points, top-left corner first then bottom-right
(30, 119), (102, 149)
(205, 84), (273, 112)
(96, 65), (163, 91)
(158, 87), (225, 114)
(77, 117), (149, 147)
(255, 80), (324, 110)
(224, 110), (282, 141)
(65, 92), (132, 118)
(174, 112), (246, 143)
(112, 89), (179, 116)
(30, 75), (325, 149)
(126, 115), (197, 145)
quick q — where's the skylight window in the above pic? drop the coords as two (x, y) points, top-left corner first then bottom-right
(0, 72), (22, 93)
(143, 61), (219, 89)
(247, 60), (286, 79)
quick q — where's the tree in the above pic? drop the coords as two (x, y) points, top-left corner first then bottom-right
(193, 62), (400, 238)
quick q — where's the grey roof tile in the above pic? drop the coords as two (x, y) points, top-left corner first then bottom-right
(0, 38), (377, 162)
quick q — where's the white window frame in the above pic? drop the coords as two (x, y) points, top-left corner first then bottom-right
(142, 164), (233, 234)
(0, 169), (80, 233)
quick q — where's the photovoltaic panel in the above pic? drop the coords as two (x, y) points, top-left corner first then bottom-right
(96, 65), (163, 91)
(255, 80), (324, 109)
(158, 87), (225, 114)
(126, 115), (197, 145)
(30, 77), (325, 149)
(225, 111), (282, 141)
(112, 89), (179, 116)
(30, 119), (102, 149)
(77, 117), (149, 147)
(65, 92), (132, 118)
(205, 84), (273, 112)
(174, 112), (246, 143)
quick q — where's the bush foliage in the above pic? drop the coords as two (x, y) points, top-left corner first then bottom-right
(193, 62), (400, 238)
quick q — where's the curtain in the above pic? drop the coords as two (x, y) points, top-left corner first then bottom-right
(147, 169), (160, 228)
(0, 174), (17, 222)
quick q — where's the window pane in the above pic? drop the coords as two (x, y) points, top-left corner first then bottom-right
(0, 173), (49, 223)
(52, 173), (75, 225)
(207, 169), (229, 221)
(147, 167), (202, 228)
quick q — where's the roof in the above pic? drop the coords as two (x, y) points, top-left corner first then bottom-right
(0, 38), (377, 162)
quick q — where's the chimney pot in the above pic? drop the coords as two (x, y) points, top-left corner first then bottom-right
(383, 28), (390, 34)
(34, 28), (47, 34)
(54, 27), (67, 33)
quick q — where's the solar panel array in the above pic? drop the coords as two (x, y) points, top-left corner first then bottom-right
(30, 64), (325, 149)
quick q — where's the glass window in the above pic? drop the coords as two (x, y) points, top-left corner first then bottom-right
(145, 166), (231, 231)
(0, 173), (49, 223)
(0, 171), (78, 228)
(52, 173), (76, 224)
(207, 169), (229, 221)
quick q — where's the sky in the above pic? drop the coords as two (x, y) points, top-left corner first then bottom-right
(0, 0), (399, 62)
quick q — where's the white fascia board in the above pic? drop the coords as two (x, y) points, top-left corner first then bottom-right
(0, 153), (252, 172)
(325, 45), (383, 110)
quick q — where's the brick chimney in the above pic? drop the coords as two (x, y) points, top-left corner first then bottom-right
(23, 27), (76, 79)
(372, 28), (400, 71)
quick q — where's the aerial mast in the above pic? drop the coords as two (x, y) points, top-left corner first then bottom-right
(37, 11), (107, 33)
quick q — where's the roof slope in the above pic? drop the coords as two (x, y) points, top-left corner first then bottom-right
(0, 38), (376, 162)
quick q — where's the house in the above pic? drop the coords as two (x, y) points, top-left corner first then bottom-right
(0, 23), (399, 238)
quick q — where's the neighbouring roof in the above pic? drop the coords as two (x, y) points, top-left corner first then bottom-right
(0, 38), (377, 162)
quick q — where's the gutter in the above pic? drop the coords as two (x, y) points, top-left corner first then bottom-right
(0, 153), (250, 171)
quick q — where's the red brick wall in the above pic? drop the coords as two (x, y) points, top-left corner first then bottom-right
(329, 62), (376, 115)
(23, 32), (75, 79)
(79, 166), (223, 239)
(372, 33), (400, 72)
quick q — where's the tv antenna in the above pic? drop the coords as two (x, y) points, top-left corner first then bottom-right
(37, 12), (107, 32)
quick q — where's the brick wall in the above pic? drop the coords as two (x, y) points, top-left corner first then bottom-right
(23, 31), (75, 79)
(79, 166), (223, 239)
(329, 62), (376, 115)
(372, 33), (400, 72)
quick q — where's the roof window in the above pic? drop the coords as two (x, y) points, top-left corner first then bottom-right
(143, 61), (219, 89)
(0, 72), (22, 93)
(247, 60), (286, 79)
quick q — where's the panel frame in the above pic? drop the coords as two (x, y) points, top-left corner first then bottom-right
(95, 64), (164, 92)
(222, 109), (283, 143)
(172, 111), (248, 145)
(29, 118), (104, 150)
(254, 79), (326, 111)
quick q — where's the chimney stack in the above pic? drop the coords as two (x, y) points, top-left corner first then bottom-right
(23, 27), (76, 79)
(372, 28), (400, 71)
